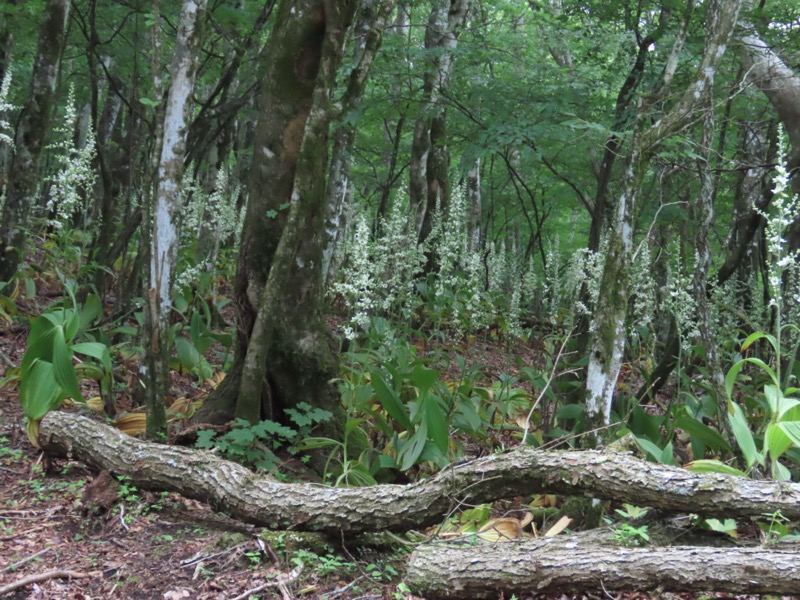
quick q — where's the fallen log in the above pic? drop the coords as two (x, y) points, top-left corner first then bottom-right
(39, 412), (800, 535)
(405, 536), (800, 598)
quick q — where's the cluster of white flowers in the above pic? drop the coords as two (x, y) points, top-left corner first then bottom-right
(0, 69), (14, 149)
(629, 242), (656, 335)
(45, 86), (97, 230)
(334, 215), (383, 340)
(664, 255), (700, 352)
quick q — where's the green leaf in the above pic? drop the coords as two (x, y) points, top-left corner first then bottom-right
(139, 96), (159, 107)
(777, 421), (800, 448)
(728, 402), (762, 468)
(51, 328), (82, 402)
(175, 337), (200, 371)
(398, 423), (428, 471)
(420, 395), (449, 455)
(685, 460), (746, 477)
(772, 460), (791, 481)
(741, 331), (778, 355)
(78, 294), (101, 330)
(632, 435), (664, 463)
(724, 360), (746, 400)
(371, 371), (412, 431)
(19, 360), (63, 421)
(555, 404), (584, 419)
(293, 437), (341, 451)
(411, 365), (440, 394)
(674, 415), (732, 453)
(72, 342), (112, 372)
(765, 423), (793, 461)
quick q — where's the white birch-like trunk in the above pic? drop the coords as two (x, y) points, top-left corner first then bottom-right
(584, 0), (744, 436)
(143, 0), (207, 438)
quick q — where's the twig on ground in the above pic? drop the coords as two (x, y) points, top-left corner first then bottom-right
(229, 561), (304, 600)
(521, 328), (573, 445)
(1, 547), (51, 574)
(0, 569), (86, 595)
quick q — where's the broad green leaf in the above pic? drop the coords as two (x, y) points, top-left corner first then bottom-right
(22, 317), (59, 371)
(765, 423), (793, 461)
(772, 460), (791, 481)
(741, 331), (778, 354)
(776, 395), (800, 420)
(724, 360), (746, 400)
(674, 415), (732, 453)
(175, 337), (201, 370)
(371, 371), (412, 431)
(19, 360), (63, 420)
(78, 294), (101, 330)
(337, 462), (377, 487)
(411, 365), (440, 394)
(52, 328), (82, 402)
(777, 421), (800, 448)
(660, 441), (675, 465)
(72, 342), (112, 372)
(555, 404), (584, 419)
(744, 357), (778, 388)
(398, 423), (428, 471)
(764, 384), (782, 416)
(728, 402), (761, 468)
(420, 395), (449, 455)
(685, 460), (746, 477)
(632, 435), (664, 463)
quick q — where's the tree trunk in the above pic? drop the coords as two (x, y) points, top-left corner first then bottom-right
(584, 0), (744, 436)
(141, 0), (207, 438)
(409, 0), (469, 246)
(198, 0), (358, 432)
(406, 537), (800, 598)
(321, 0), (397, 283)
(0, 0), (69, 282)
(39, 412), (800, 533)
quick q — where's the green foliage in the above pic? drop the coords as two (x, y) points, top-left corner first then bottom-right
(196, 403), (333, 473)
(17, 275), (112, 445)
(605, 504), (650, 546)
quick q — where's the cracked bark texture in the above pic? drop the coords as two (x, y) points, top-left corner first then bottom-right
(40, 412), (800, 535)
(406, 536), (800, 598)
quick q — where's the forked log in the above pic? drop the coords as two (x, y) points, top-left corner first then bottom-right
(405, 536), (800, 598)
(39, 412), (800, 534)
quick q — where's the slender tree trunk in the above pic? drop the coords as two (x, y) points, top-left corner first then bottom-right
(409, 0), (469, 246)
(141, 0), (207, 439)
(321, 0), (397, 283)
(0, 0), (69, 282)
(691, 99), (727, 411)
(466, 157), (481, 250)
(584, 0), (744, 437)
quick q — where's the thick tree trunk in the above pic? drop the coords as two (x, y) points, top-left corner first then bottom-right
(196, 0), (357, 432)
(0, 0), (69, 282)
(141, 0), (206, 439)
(39, 412), (800, 534)
(584, 0), (744, 435)
(406, 537), (800, 598)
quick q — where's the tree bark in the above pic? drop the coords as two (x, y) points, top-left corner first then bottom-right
(409, 0), (469, 246)
(406, 537), (800, 598)
(0, 0), (69, 282)
(584, 0), (744, 436)
(202, 0), (358, 432)
(321, 0), (397, 284)
(141, 0), (207, 439)
(39, 412), (800, 534)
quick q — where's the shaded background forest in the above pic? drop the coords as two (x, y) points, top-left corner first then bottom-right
(2, 0), (800, 482)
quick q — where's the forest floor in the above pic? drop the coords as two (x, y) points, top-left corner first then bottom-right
(0, 313), (791, 599)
